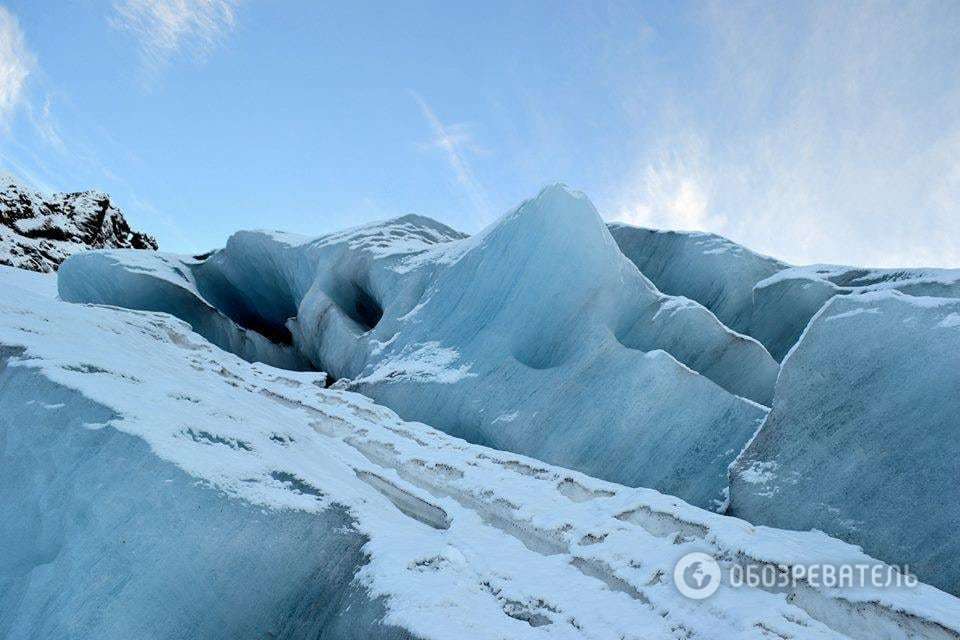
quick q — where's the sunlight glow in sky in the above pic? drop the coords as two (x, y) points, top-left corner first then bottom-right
(1, 1), (958, 267)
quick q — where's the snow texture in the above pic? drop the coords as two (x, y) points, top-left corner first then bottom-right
(729, 290), (960, 595)
(0, 174), (157, 273)
(59, 185), (779, 509)
(3, 267), (960, 639)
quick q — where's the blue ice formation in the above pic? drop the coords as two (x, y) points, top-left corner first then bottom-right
(0, 352), (407, 640)
(608, 224), (787, 336)
(59, 185), (777, 509)
(729, 291), (960, 595)
(610, 223), (960, 360)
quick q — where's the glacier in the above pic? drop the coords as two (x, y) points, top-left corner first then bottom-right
(57, 250), (311, 370)
(3, 265), (960, 640)
(59, 185), (779, 510)
(729, 290), (960, 596)
(610, 222), (960, 360)
(608, 224), (788, 335)
(749, 264), (960, 360)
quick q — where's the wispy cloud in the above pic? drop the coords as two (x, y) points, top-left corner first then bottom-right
(613, 133), (726, 233)
(26, 94), (65, 150)
(410, 90), (492, 224)
(606, 0), (960, 267)
(0, 5), (189, 248)
(110, 0), (239, 77)
(0, 5), (34, 130)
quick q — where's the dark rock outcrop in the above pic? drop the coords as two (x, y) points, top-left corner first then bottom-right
(0, 175), (157, 272)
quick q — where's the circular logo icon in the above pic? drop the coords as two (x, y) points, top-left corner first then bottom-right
(673, 552), (722, 600)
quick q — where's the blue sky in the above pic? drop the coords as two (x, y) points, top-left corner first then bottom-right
(1, 1), (958, 267)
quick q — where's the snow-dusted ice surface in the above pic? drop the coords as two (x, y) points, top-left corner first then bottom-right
(0, 264), (58, 298)
(750, 264), (960, 360)
(609, 224), (787, 335)
(609, 222), (960, 361)
(729, 291), (960, 595)
(59, 185), (779, 509)
(4, 268), (960, 639)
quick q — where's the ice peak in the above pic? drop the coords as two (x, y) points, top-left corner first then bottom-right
(526, 182), (596, 218)
(486, 183), (608, 246)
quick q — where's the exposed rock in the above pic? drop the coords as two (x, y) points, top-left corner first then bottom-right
(0, 174), (157, 273)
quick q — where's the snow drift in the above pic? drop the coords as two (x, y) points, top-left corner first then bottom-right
(3, 266), (960, 639)
(59, 185), (779, 509)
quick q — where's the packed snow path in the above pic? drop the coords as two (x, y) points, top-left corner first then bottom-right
(2, 267), (959, 639)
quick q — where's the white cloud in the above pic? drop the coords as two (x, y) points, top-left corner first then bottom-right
(411, 90), (492, 223)
(27, 94), (65, 150)
(0, 6), (34, 129)
(110, 0), (239, 75)
(613, 134), (725, 233)
(607, 0), (960, 267)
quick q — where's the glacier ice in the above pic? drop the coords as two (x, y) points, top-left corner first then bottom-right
(57, 250), (311, 370)
(59, 185), (779, 509)
(750, 264), (960, 360)
(0, 365), (405, 640)
(610, 222), (960, 360)
(3, 267), (960, 639)
(609, 224), (787, 335)
(729, 290), (960, 595)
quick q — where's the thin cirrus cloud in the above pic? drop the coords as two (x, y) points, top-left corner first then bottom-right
(109, 0), (239, 77)
(608, 0), (960, 268)
(411, 90), (493, 226)
(0, 3), (191, 246)
(0, 5), (34, 130)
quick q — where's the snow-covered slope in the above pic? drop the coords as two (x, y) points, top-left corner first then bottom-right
(0, 174), (157, 273)
(3, 266), (959, 640)
(59, 185), (779, 509)
(729, 290), (960, 595)
(610, 223), (960, 360)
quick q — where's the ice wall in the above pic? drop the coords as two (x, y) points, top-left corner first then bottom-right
(609, 224), (787, 335)
(59, 186), (778, 509)
(750, 265), (960, 360)
(610, 223), (960, 360)
(58, 251), (310, 371)
(729, 291), (960, 595)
